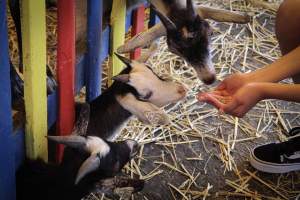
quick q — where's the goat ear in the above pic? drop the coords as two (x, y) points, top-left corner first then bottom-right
(112, 74), (130, 83)
(151, 5), (176, 31)
(47, 135), (87, 149)
(187, 0), (197, 18)
(72, 103), (90, 135)
(114, 53), (132, 68)
(75, 153), (100, 184)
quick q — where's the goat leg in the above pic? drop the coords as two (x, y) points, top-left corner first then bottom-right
(197, 6), (251, 23)
(117, 23), (166, 54)
(116, 93), (170, 125)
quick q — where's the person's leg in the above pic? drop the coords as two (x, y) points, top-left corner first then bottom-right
(276, 0), (300, 83)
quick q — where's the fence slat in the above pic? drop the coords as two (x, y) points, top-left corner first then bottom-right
(149, 6), (160, 28)
(130, 5), (145, 59)
(0, 2), (16, 199)
(21, 0), (48, 161)
(86, 0), (103, 101)
(109, 0), (126, 85)
(56, 0), (76, 162)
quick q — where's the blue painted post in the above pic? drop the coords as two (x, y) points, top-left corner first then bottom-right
(148, 6), (160, 28)
(86, 0), (103, 102)
(0, 1), (16, 199)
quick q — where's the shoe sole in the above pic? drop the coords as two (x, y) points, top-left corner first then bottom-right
(250, 150), (300, 173)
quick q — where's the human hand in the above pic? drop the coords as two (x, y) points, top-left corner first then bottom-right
(196, 73), (251, 112)
(215, 73), (251, 95)
(198, 82), (265, 118)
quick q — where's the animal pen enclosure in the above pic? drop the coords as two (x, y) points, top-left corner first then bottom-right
(2, 0), (300, 199)
(1, 0), (150, 198)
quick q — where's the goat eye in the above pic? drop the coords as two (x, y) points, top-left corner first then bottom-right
(138, 91), (153, 101)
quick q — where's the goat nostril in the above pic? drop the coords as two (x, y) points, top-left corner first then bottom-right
(203, 75), (216, 85)
(177, 86), (187, 96)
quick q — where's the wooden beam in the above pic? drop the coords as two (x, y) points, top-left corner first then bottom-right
(149, 6), (160, 28)
(109, 0), (126, 85)
(56, 0), (76, 162)
(130, 5), (145, 60)
(86, 0), (103, 101)
(21, 0), (48, 161)
(0, 1), (15, 199)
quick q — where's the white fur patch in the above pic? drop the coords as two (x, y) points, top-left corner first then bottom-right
(86, 136), (110, 157)
(106, 118), (131, 142)
(126, 140), (136, 150)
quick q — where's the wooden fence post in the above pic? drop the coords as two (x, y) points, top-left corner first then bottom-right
(86, 0), (103, 101)
(109, 0), (126, 85)
(56, 0), (76, 162)
(0, 1), (16, 199)
(149, 6), (160, 28)
(21, 0), (48, 161)
(130, 5), (145, 59)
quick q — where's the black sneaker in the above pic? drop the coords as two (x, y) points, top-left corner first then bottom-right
(250, 127), (300, 173)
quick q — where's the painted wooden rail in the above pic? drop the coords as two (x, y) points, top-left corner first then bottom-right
(21, 0), (48, 161)
(109, 0), (126, 85)
(56, 0), (76, 162)
(149, 6), (160, 28)
(86, 0), (103, 101)
(0, 1), (154, 199)
(131, 5), (145, 59)
(0, 1), (15, 199)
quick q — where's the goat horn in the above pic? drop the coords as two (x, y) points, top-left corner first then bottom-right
(151, 6), (177, 31)
(47, 135), (87, 149)
(136, 41), (158, 63)
(196, 6), (250, 23)
(117, 23), (166, 54)
(72, 103), (90, 136)
(187, 0), (197, 18)
(112, 74), (130, 83)
(75, 153), (100, 184)
(114, 53), (132, 67)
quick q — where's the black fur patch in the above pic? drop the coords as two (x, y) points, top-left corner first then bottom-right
(87, 67), (139, 139)
(160, 0), (212, 71)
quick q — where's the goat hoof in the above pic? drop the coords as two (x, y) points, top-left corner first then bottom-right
(144, 111), (169, 125)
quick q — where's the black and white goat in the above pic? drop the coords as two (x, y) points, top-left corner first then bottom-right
(16, 54), (187, 200)
(48, 53), (186, 183)
(17, 103), (142, 200)
(118, 0), (250, 84)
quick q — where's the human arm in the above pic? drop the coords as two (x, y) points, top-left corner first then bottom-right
(244, 46), (300, 83)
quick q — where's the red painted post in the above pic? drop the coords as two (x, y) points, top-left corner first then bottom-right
(130, 5), (145, 59)
(56, 0), (75, 162)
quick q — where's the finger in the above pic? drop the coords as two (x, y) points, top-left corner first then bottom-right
(210, 90), (227, 96)
(211, 89), (231, 97)
(210, 93), (233, 104)
(198, 92), (231, 107)
(197, 93), (226, 109)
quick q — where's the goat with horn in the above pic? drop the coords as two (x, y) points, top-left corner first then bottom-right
(118, 0), (250, 84)
(17, 103), (143, 200)
(17, 54), (187, 199)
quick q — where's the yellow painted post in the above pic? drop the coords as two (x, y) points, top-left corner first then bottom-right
(21, 0), (48, 161)
(109, 0), (126, 85)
